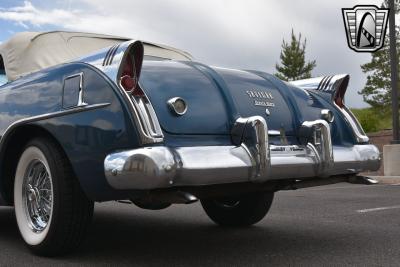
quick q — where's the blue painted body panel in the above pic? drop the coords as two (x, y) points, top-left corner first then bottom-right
(0, 63), (144, 201)
(140, 60), (357, 147)
(0, 58), (359, 202)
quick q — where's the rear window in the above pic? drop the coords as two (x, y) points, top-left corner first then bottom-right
(0, 55), (8, 86)
(0, 55), (7, 86)
(0, 74), (6, 86)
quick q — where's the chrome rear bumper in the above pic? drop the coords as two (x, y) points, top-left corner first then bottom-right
(104, 116), (380, 190)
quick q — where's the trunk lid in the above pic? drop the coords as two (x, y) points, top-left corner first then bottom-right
(139, 60), (298, 136)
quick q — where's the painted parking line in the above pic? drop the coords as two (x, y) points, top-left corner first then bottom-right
(303, 184), (387, 191)
(357, 205), (400, 213)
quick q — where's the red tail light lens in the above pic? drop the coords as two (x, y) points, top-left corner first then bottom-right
(120, 55), (138, 93)
(132, 85), (145, 97)
(118, 42), (145, 97)
(333, 75), (349, 108)
(120, 75), (136, 91)
(335, 96), (344, 108)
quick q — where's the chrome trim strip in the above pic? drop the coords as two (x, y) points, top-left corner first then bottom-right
(0, 103), (110, 147)
(268, 130), (281, 136)
(292, 74), (349, 93)
(102, 45), (116, 66)
(107, 44), (121, 66)
(334, 103), (369, 143)
(81, 40), (164, 145)
(121, 83), (164, 144)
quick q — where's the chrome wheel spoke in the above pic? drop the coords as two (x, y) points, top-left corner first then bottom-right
(22, 160), (53, 232)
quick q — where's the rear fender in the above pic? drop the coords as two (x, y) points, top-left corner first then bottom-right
(291, 75), (369, 144)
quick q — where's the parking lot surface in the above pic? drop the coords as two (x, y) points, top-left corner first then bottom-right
(0, 183), (399, 266)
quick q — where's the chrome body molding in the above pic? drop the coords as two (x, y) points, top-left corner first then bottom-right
(334, 103), (369, 143)
(104, 117), (380, 190)
(291, 74), (348, 93)
(80, 40), (164, 145)
(0, 103), (110, 148)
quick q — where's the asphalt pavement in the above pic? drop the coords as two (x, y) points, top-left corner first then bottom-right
(0, 183), (399, 266)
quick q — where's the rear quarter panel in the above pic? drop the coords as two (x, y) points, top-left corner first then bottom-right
(0, 63), (143, 201)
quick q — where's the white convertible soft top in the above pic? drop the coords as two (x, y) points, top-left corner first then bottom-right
(0, 31), (193, 81)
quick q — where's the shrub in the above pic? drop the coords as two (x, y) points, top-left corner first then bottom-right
(351, 108), (380, 133)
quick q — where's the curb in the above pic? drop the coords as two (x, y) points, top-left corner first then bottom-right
(367, 176), (400, 185)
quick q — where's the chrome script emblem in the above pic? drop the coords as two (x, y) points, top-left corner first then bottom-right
(342, 5), (389, 52)
(246, 90), (275, 108)
(246, 90), (273, 100)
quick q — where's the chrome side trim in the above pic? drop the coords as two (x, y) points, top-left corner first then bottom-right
(122, 83), (164, 143)
(334, 103), (369, 143)
(290, 74), (348, 93)
(0, 103), (110, 147)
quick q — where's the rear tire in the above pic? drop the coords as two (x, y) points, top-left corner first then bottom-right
(201, 192), (274, 227)
(14, 138), (94, 256)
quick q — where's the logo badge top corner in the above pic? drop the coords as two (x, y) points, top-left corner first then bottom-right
(342, 5), (389, 52)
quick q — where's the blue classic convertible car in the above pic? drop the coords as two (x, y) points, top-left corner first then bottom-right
(0, 31), (380, 256)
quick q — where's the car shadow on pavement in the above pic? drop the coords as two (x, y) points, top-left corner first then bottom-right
(0, 203), (351, 266)
(73, 203), (350, 266)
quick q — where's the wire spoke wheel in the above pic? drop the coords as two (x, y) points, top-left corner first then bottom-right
(22, 160), (53, 233)
(14, 138), (94, 256)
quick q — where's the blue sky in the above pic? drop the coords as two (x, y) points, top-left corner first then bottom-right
(0, 0), (385, 108)
(0, 0), (58, 40)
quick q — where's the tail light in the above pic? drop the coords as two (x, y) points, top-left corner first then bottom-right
(331, 75), (368, 143)
(117, 41), (163, 144)
(290, 74), (368, 143)
(333, 75), (348, 108)
(119, 42), (144, 97)
(120, 55), (136, 91)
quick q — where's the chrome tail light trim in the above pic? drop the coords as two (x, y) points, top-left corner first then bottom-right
(291, 74), (369, 143)
(81, 40), (164, 145)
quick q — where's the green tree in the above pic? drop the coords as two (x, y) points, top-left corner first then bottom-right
(275, 29), (316, 81)
(359, 0), (399, 109)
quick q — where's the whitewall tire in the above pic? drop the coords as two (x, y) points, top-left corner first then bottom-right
(14, 138), (94, 256)
(14, 146), (53, 246)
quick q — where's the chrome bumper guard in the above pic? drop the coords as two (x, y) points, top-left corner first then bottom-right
(104, 116), (381, 190)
